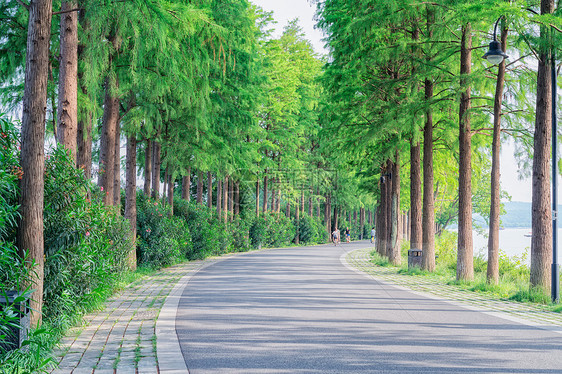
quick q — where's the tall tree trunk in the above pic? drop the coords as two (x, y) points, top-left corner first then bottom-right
(125, 135), (137, 270)
(223, 175), (229, 222)
(389, 153), (402, 265)
(182, 167), (191, 201)
(410, 139), (423, 251)
(76, 112), (92, 179)
(229, 179), (234, 221)
(168, 172), (174, 215)
(325, 195), (330, 235)
(18, 0), (53, 327)
(422, 77), (436, 271)
(531, 0), (555, 290)
(56, 0), (78, 161)
(457, 23), (474, 281)
(263, 175), (268, 213)
(196, 171), (202, 204)
(151, 141), (161, 199)
(98, 77), (119, 206)
(113, 121), (121, 208)
(286, 201), (290, 218)
(235, 181), (240, 216)
(487, 24), (508, 285)
(385, 161), (393, 258)
(75, 9), (91, 177)
(163, 167), (168, 202)
(207, 171), (212, 209)
(217, 178), (222, 217)
(360, 207), (365, 240)
(143, 139), (152, 196)
(255, 179), (260, 217)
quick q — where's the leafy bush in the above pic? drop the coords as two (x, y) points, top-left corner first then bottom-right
(231, 217), (251, 251)
(298, 214), (324, 244)
(42, 147), (134, 329)
(136, 193), (192, 267)
(173, 198), (226, 258)
(256, 212), (295, 248)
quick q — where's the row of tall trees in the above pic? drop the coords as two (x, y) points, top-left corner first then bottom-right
(2, 0), (375, 326)
(316, 0), (562, 291)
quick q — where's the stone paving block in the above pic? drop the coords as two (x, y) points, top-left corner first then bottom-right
(72, 364), (96, 373)
(92, 369), (114, 374)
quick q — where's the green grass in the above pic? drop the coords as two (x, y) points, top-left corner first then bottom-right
(369, 235), (560, 311)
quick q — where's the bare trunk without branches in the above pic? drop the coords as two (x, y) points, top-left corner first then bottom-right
(531, 0), (555, 290)
(56, 0), (78, 161)
(18, 0), (53, 327)
(125, 135), (137, 270)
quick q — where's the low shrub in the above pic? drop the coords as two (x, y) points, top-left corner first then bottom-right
(173, 199), (224, 258)
(136, 193), (192, 267)
(297, 214), (325, 244)
(43, 147), (134, 329)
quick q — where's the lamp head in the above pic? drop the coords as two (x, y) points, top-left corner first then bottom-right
(483, 40), (509, 65)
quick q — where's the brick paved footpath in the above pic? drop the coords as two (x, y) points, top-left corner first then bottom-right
(50, 246), (562, 373)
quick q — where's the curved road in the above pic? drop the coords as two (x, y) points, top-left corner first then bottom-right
(176, 241), (562, 373)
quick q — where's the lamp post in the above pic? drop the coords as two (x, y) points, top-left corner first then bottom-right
(483, 17), (509, 64)
(484, 17), (559, 303)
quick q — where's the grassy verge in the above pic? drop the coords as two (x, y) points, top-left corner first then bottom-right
(369, 231), (560, 311)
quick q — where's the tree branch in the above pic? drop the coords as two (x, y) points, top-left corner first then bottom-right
(16, 0), (29, 11)
(53, 7), (81, 15)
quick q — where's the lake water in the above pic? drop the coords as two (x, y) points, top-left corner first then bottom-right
(467, 228), (562, 265)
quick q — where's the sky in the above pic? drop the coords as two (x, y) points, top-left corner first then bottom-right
(250, 0), (535, 203)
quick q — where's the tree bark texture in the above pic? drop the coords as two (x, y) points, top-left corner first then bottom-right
(98, 77), (119, 206)
(76, 112), (92, 179)
(113, 121), (121, 208)
(182, 168), (191, 201)
(263, 175), (268, 213)
(196, 170), (203, 204)
(143, 139), (152, 196)
(457, 23), (474, 281)
(360, 207), (365, 239)
(487, 25), (507, 285)
(167, 173), (174, 215)
(151, 141), (161, 199)
(389, 156), (402, 265)
(56, 0), (78, 162)
(217, 179), (222, 217)
(207, 171), (212, 209)
(125, 135), (137, 270)
(531, 0), (555, 290)
(410, 139), (423, 251)
(235, 181), (240, 216)
(18, 0), (53, 327)
(223, 175), (229, 222)
(256, 179), (260, 217)
(422, 77), (436, 271)
(229, 178), (234, 220)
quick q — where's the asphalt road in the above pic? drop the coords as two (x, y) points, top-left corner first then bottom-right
(176, 241), (562, 373)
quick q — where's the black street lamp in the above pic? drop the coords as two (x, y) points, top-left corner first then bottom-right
(484, 17), (559, 303)
(483, 17), (509, 65)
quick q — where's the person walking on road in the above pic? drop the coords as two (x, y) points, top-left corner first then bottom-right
(370, 227), (376, 244)
(332, 228), (340, 246)
(345, 227), (350, 243)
